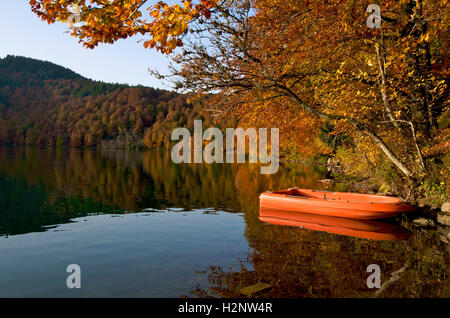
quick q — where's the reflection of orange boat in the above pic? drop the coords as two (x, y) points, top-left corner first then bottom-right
(259, 188), (414, 220)
(259, 208), (411, 241)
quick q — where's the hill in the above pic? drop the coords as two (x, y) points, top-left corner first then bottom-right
(0, 55), (206, 149)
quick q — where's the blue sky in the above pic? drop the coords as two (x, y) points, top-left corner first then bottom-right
(0, 1), (171, 89)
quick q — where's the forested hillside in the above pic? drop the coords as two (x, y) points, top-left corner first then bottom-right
(0, 55), (205, 149)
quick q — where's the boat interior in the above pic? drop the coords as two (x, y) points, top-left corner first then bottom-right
(271, 188), (403, 204)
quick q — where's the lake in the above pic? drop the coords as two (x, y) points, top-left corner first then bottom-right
(0, 147), (448, 297)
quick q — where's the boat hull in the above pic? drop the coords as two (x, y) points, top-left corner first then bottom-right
(259, 189), (414, 220)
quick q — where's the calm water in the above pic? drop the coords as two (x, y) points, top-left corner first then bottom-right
(0, 147), (448, 297)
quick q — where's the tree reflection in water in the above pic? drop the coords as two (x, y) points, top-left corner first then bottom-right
(0, 147), (448, 297)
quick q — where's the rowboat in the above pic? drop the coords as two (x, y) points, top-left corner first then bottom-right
(259, 207), (411, 240)
(259, 188), (414, 220)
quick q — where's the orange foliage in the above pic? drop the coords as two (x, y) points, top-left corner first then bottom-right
(30, 0), (218, 53)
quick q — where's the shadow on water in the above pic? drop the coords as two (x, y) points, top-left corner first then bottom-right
(0, 146), (448, 297)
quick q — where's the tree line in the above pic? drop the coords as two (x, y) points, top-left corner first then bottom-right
(0, 55), (208, 149)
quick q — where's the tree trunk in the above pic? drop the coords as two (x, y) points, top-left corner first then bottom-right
(375, 41), (399, 129)
(281, 86), (415, 179)
(361, 127), (414, 178)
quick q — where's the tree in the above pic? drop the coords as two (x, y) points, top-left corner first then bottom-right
(153, 0), (448, 182)
(29, 0), (449, 190)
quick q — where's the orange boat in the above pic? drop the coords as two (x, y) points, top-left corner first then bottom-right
(259, 208), (411, 241)
(259, 188), (414, 220)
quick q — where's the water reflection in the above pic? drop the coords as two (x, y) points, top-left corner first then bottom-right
(259, 208), (412, 241)
(0, 146), (328, 236)
(0, 146), (448, 297)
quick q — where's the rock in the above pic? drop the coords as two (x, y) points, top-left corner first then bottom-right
(431, 202), (442, 210)
(412, 217), (435, 228)
(317, 179), (334, 184)
(326, 157), (342, 174)
(240, 282), (272, 296)
(438, 226), (450, 236)
(437, 212), (450, 227)
(378, 184), (391, 194)
(441, 202), (450, 213)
